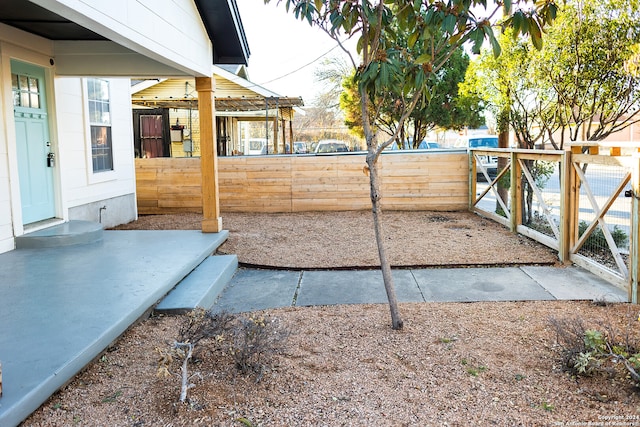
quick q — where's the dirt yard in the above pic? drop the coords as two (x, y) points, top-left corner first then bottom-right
(23, 211), (640, 427)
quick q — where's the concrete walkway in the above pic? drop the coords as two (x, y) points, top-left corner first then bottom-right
(211, 265), (628, 313)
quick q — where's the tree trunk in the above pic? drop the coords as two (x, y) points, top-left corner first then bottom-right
(366, 154), (404, 330)
(359, 73), (403, 329)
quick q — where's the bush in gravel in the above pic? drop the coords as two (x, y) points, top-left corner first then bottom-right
(157, 309), (289, 403)
(228, 314), (289, 377)
(578, 221), (628, 253)
(549, 314), (640, 386)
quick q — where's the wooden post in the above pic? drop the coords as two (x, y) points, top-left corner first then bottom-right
(509, 151), (521, 233)
(195, 76), (222, 233)
(629, 155), (640, 303)
(281, 118), (287, 153)
(289, 119), (294, 150)
(468, 153), (476, 211)
(558, 151), (571, 263)
(568, 151), (581, 264)
(273, 117), (279, 154)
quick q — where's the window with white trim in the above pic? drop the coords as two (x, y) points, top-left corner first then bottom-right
(87, 78), (113, 172)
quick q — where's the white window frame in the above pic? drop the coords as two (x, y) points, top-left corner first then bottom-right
(84, 78), (117, 183)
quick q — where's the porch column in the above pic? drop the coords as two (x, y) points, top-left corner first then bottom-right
(196, 76), (222, 233)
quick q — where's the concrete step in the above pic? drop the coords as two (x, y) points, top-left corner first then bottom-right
(15, 220), (103, 249)
(155, 254), (238, 314)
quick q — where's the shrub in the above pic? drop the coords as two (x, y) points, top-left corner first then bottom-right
(549, 315), (640, 386)
(228, 314), (289, 376)
(578, 221), (628, 253)
(158, 309), (289, 403)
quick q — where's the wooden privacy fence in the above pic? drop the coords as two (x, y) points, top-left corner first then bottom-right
(135, 151), (469, 214)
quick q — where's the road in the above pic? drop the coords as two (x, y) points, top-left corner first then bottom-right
(475, 162), (632, 240)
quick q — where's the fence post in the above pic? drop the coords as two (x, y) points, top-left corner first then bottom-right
(558, 151), (571, 263)
(629, 155), (640, 303)
(469, 151), (476, 211)
(509, 151), (520, 233)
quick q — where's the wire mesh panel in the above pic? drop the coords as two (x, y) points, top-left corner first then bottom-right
(573, 161), (631, 280)
(521, 159), (563, 244)
(472, 146), (636, 288)
(472, 151), (512, 227)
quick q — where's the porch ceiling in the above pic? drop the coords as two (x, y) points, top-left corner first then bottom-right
(132, 96), (304, 112)
(0, 1), (105, 40)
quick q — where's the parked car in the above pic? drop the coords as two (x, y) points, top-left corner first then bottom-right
(293, 141), (308, 154)
(314, 139), (349, 153)
(388, 139), (440, 150)
(418, 140), (440, 149)
(388, 140), (410, 150)
(456, 135), (499, 177)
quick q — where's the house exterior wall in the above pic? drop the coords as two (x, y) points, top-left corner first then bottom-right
(55, 77), (137, 228)
(0, 24), (137, 253)
(0, 96), (12, 253)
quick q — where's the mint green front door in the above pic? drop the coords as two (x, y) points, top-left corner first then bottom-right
(12, 60), (55, 225)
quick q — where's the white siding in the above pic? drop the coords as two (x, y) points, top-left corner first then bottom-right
(0, 25), (138, 253)
(55, 77), (137, 217)
(38, 0), (213, 76)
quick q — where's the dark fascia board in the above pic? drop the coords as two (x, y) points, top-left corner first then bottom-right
(194, 0), (250, 66)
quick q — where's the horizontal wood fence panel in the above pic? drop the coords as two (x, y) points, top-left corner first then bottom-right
(135, 152), (469, 214)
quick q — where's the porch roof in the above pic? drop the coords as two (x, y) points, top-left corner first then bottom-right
(0, 0), (249, 76)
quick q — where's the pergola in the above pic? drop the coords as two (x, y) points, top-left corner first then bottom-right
(131, 73), (305, 156)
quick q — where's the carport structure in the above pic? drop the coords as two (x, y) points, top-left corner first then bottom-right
(131, 67), (304, 157)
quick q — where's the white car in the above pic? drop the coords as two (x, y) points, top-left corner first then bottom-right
(293, 141), (308, 154)
(457, 136), (499, 176)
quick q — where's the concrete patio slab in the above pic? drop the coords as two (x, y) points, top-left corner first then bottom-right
(296, 269), (423, 306)
(521, 266), (627, 302)
(155, 254), (238, 314)
(409, 267), (557, 302)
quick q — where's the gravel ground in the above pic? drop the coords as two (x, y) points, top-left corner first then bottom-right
(23, 211), (640, 427)
(112, 211), (559, 268)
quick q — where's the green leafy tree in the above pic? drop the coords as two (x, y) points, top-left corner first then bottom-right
(267, 0), (557, 329)
(462, 0), (640, 223)
(460, 30), (557, 223)
(538, 0), (640, 147)
(344, 43), (484, 147)
(339, 73), (366, 138)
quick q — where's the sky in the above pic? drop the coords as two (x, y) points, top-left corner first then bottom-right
(235, 0), (355, 106)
